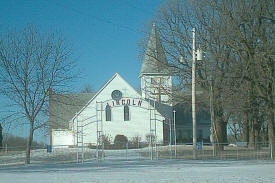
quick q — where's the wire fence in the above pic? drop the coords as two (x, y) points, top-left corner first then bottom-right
(0, 142), (273, 165)
(160, 143), (273, 160)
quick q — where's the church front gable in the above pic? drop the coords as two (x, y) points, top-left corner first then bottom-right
(72, 73), (164, 145)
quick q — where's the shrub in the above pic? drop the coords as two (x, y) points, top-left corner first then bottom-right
(88, 134), (113, 149)
(146, 133), (156, 144)
(129, 136), (141, 148)
(114, 134), (128, 149)
(101, 134), (112, 149)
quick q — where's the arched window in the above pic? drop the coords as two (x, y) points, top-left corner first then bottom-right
(124, 105), (130, 121)
(106, 105), (111, 121)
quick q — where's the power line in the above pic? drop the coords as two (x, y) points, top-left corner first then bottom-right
(48, 0), (145, 35)
(120, 0), (156, 16)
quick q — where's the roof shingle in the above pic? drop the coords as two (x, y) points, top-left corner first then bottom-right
(49, 92), (94, 129)
(140, 24), (168, 76)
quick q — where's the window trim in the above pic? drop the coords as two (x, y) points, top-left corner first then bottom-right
(105, 105), (111, 121)
(124, 105), (130, 121)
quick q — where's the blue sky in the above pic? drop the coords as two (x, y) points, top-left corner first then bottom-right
(0, 0), (165, 143)
(0, 0), (164, 91)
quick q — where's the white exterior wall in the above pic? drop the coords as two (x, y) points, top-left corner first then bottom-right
(71, 74), (164, 145)
(141, 75), (172, 105)
(52, 129), (74, 147)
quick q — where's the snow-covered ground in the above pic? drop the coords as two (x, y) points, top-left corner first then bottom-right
(0, 159), (275, 183)
(0, 148), (147, 165)
(1, 147), (274, 182)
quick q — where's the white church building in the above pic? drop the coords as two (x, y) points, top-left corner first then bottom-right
(49, 25), (174, 147)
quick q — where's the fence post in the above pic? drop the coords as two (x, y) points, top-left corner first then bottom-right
(156, 144), (159, 160)
(237, 146), (238, 160)
(138, 140), (140, 160)
(256, 144), (258, 160)
(271, 143), (273, 160)
(202, 143), (205, 160)
(126, 142), (128, 160)
(212, 143), (215, 158)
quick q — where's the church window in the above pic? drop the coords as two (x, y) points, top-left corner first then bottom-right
(124, 105), (130, 121)
(106, 105), (111, 121)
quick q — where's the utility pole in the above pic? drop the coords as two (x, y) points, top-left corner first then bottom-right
(173, 110), (176, 158)
(192, 28), (197, 159)
(192, 28), (203, 159)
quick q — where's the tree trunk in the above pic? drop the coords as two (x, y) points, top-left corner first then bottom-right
(242, 114), (249, 145)
(215, 120), (227, 152)
(255, 127), (261, 150)
(211, 88), (227, 153)
(248, 119), (255, 149)
(267, 110), (275, 159)
(25, 122), (34, 164)
(214, 110), (227, 152)
(261, 126), (268, 145)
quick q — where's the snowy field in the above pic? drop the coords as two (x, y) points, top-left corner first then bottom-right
(0, 159), (275, 183)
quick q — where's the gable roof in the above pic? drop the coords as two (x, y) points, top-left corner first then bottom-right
(147, 99), (173, 120)
(70, 73), (142, 121)
(49, 92), (94, 129)
(49, 73), (174, 128)
(140, 24), (169, 77)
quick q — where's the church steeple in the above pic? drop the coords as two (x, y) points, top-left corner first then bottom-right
(139, 24), (168, 77)
(139, 24), (172, 105)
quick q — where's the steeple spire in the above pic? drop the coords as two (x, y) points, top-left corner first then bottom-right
(139, 24), (168, 77)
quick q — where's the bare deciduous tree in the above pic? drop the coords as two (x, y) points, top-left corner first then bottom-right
(147, 0), (274, 155)
(80, 84), (94, 93)
(0, 25), (76, 164)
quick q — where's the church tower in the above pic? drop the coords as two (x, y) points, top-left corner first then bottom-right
(139, 24), (172, 106)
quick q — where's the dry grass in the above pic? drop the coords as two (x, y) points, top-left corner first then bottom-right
(144, 144), (272, 160)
